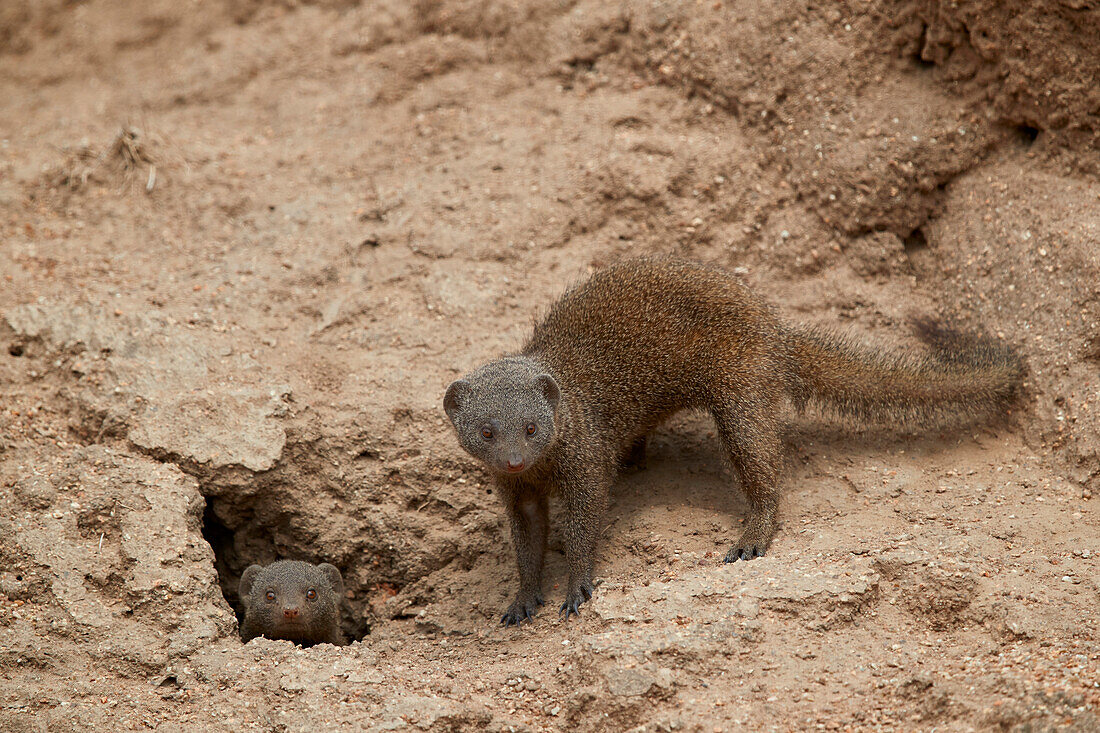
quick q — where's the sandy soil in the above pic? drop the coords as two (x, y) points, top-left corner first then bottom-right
(1, 1), (1098, 730)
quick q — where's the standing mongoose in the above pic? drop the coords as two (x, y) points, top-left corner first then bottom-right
(443, 258), (1024, 625)
(238, 560), (346, 646)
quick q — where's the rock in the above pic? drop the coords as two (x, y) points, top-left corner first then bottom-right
(584, 618), (755, 658)
(740, 559), (879, 606)
(590, 574), (730, 623)
(895, 562), (979, 630)
(872, 548), (930, 580)
(3, 303), (289, 472)
(13, 474), (56, 509)
(729, 558), (880, 631)
(0, 447), (235, 672)
(280, 674), (309, 692)
(376, 695), (491, 731)
(998, 603), (1048, 640)
(127, 386), (289, 472)
(603, 665), (674, 697)
(898, 672), (935, 696)
(590, 558), (880, 644)
(346, 668), (385, 684)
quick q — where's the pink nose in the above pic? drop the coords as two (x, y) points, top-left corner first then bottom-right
(284, 607), (299, 619)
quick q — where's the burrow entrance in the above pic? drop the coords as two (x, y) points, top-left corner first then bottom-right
(201, 499), (373, 644)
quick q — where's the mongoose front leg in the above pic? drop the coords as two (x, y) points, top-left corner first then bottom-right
(559, 469), (608, 619)
(502, 488), (549, 626)
(712, 397), (783, 562)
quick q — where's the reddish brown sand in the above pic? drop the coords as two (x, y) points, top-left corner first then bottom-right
(1, 2), (1097, 730)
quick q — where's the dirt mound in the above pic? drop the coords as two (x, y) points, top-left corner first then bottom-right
(887, 0), (1100, 160)
(1, 1), (1097, 730)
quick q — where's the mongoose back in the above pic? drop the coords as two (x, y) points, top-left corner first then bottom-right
(238, 560), (346, 646)
(443, 258), (1023, 625)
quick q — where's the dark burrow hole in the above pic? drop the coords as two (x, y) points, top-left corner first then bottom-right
(8, 342), (24, 357)
(903, 227), (928, 252)
(911, 24), (935, 69)
(1016, 124), (1040, 146)
(201, 502), (371, 645)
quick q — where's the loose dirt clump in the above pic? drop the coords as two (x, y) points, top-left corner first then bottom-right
(39, 126), (161, 194)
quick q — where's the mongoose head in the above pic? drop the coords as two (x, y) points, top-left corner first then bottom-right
(444, 357), (560, 476)
(238, 560), (343, 645)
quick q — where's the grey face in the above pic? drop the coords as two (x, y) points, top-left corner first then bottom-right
(444, 359), (560, 476)
(239, 560), (343, 643)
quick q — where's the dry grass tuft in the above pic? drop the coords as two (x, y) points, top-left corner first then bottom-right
(47, 126), (161, 193)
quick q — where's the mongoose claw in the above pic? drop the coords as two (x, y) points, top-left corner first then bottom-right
(724, 546), (766, 563)
(559, 599), (582, 619)
(500, 612), (524, 627)
(558, 582), (594, 619)
(501, 594), (544, 626)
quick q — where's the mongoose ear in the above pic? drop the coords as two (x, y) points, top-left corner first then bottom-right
(535, 374), (560, 410)
(443, 379), (470, 422)
(238, 565), (264, 605)
(317, 563), (344, 597)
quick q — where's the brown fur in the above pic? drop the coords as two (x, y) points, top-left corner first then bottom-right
(238, 560), (346, 646)
(444, 258), (1024, 624)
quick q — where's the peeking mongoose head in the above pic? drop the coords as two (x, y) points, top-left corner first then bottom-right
(238, 560), (344, 645)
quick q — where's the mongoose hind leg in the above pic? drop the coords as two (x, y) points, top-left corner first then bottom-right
(502, 489), (549, 626)
(711, 397), (783, 562)
(559, 468), (609, 618)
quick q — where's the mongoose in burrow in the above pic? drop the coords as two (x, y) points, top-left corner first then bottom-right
(238, 560), (346, 646)
(444, 258), (1023, 625)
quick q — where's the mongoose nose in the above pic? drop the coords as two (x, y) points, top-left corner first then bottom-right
(506, 455), (525, 472)
(283, 607), (299, 619)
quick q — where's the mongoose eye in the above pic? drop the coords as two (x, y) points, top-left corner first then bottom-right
(306, 588), (317, 601)
(525, 423), (537, 436)
(481, 426), (493, 440)
(265, 590), (276, 602)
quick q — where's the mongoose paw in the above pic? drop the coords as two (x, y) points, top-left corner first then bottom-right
(725, 526), (772, 562)
(558, 582), (594, 620)
(724, 545), (766, 563)
(501, 593), (544, 627)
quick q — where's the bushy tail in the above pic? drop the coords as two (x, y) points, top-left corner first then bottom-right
(783, 318), (1025, 426)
